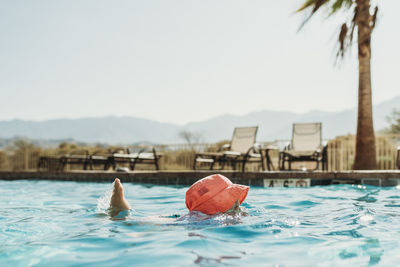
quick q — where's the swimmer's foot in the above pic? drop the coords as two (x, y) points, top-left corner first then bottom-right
(110, 178), (131, 215)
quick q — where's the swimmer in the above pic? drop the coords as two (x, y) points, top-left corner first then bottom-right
(109, 174), (249, 219)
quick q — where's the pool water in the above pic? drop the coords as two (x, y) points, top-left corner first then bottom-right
(1, 180), (400, 266)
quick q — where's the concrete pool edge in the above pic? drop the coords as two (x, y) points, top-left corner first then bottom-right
(1, 170), (400, 187)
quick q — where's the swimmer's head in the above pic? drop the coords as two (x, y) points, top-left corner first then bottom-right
(185, 174), (249, 215)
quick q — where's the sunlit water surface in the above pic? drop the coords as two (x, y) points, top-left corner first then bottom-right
(1, 180), (400, 266)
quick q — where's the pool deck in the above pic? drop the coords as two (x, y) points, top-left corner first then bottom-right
(1, 170), (400, 187)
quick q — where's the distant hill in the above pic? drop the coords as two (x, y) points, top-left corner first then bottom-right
(0, 96), (399, 144)
(0, 116), (179, 144)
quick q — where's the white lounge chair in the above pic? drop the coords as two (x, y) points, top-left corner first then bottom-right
(193, 126), (264, 172)
(280, 122), (327, 170)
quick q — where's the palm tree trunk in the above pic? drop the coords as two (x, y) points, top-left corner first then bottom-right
(353, 0), (377, 170)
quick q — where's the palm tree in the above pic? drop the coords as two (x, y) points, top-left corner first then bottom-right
(297, 0), (378, 169)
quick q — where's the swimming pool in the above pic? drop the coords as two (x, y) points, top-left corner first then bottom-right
(1, 180), (400, 266)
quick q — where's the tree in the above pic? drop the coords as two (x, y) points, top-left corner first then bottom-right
(297, 0), (378, 169)
(178, 130), (203, 151)
(386, 109), (400, 134)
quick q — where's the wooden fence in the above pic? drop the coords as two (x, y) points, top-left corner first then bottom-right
(326, 134), (400, 171)
(0, 135), (399, 171)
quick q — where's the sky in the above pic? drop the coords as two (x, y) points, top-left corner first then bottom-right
(0, 0), (399, 125)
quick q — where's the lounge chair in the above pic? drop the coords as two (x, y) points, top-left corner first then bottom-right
(58, 150), (90, 171)
(193, 126), (264, 172)
(397, 146), (400, 169)
(38, 150), (90, 171)
(279, 122), (327, 171)
(37, 155), (63, 171)
(104, 147), (162, 171)
(86, 148), (127, 170)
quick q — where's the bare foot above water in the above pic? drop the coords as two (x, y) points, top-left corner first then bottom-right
(109, 178), (131, 216)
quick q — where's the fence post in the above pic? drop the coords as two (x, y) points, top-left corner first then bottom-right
(24, 148), (29, 171)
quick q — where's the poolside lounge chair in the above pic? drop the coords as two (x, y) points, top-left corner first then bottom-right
(193, 126), (264, 172)
(37, 155), (63, 171)
(104, 147), (162, 171)
(58, 150), (90, 171)
(37, 150), (90, 171)
(85, 147), (127, 170)
(279, 122), (327, 171)
(397, 147), (400, 170)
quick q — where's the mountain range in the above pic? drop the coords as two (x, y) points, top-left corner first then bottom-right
(0, 96), (399, 145)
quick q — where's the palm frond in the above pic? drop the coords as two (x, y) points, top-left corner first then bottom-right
(371, 6), (378, 29)
(338, 23), (348, 58)
(297, 0), (319, 12)
(298, 0), (357, 59)
(297, 0), (329, 13)
(349, 6), (358, 44)
(331, 0), (353, 14)
(297, 0), (330, 30)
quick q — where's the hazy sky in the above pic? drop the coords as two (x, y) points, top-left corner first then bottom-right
(0, 0), (399, 125)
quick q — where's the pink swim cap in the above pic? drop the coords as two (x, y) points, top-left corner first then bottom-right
(185, 174), (249, 215)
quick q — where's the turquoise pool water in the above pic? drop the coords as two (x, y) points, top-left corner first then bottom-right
(1, 180), (400, 266)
